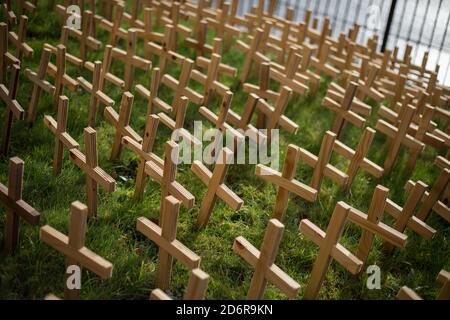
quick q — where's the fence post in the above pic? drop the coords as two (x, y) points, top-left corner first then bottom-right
(381, 0), (398, 52)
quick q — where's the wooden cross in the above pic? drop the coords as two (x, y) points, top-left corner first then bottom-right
(354, 63), (384, 102)
(1, 157), (40, 254)
(135, 68), (171, 118)
(69, 127), (116, 217)
(268, 53), (309, 97)
(151, 268), (210, 300)
(332, 127), (384, 189)
(191, 147), (244, 228)
(326, 82), (372, 121)
(104, 91), (143, 161)
(384, 181), (436, 254)
(204, 2), (240, 47)
(97, 1), (128, 46)
(145, 140), (195, 209)
(309, 41), (340, 78)
(44, 96), (79, 175)
(122, 114), (163, 199)
(25, 48), (55, 124)
(237, 28), (270, 83)
(137, 195), (201, 292)
(323, 82), (366, 139)
(298, 131), (349, 191)
(112, 28), (152, 91)
(46, 44), (79, 107)
(157, 1), (192, 50)
(299, 201), (363, 299)
(40, 201), (113, 299)
(0, 22), (20, 85)
(346, 185), (407, 268)
(185, 19), (210, 56)
(1, 64), (24, 156)
(255, 144), (318, 221)
(145, 24), (186, 77)
(233, 218), (300, 299)
(375, 104), (424, 175)
(7, 15), (33, 62)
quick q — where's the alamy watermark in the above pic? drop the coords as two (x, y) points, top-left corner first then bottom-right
(66, 5), (81, 30)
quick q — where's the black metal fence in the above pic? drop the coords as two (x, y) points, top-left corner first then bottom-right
(229, 0), (450, 86)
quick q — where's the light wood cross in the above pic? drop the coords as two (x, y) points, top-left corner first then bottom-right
(40, 201), (113, 300)
(44, 96), (79, 175)
(204, 2), (240, 48)
(0, 22), (20, 85)
(191, 147), (244, 228)
(1, 157), (40, 254)
(157, 1), (192, 51)
(122, 114), (163, 198)
(1, 64), (24, 156)
(237, 28), (270, 83)
(184, 0), (213, 55)
(145, 140), (195, 209)
(104, 91), (143, 161)
(375, 104), (424, 175)
(137, 195), (201, 292)
(299, 201), (363, 299)
(268, 52), (309, 97)
(111, 28), (152, 91)
(77, 60), (115, 127)
(255, 144), (318, 221)
(145, 24), (186, 78)
(384, 181), (436, 254)
(298, 131), (349, 191)
(353, 63), (384, 102)
(346, 185), (407, 268)
(46, 44), (79, 107)
(69, 127), (116, 217)
(151, 268), (210, 300)
(332, 127), (384, 189)
(25, 48), (56, 124)
(7, 15), (34, 62)
(233, 218), (300, 299)
(97, 1), (128, 46)
(137, 7), (164, 44)
(121, 0), (145, 29)
(309, 41), (340, 78)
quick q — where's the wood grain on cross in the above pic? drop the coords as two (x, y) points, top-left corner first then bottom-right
(135, 68), (172, 118)
(97, 1), (128, 46)
(237, 28), (270, 83)
(244, 62), (282, 104)
(332, 127), (384, 189)
(1, 64), (24, 156)
(25, 48), (56, 124)
(191, 147), (244, 227)
(69, 127), (116, 217)
(204, 2), (240, 47)
(44, 96), (79, 175)
(268, 53), (309, 96)
(137, 195), (201, 293)
(1, 157), (40, 254)
(78, 60), (115, 127)
(145, 140), (195, 209)
(122, 114), (164, 198)
(256, 144), (318, 221)
(40, 201), (113, 299)
(234, 218), (300, 299)
(112, 28), (152, 91)
(104, 91), (143, 160)
(158, 1), (192, 50)
(8, 15), (34, 62)
(299, 201), (363, 299)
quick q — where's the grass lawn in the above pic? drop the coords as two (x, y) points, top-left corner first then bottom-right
(0, 1), (448, 300)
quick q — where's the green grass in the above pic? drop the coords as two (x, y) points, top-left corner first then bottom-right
(0, 1), (448, 300)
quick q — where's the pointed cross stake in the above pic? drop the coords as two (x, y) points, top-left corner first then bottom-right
(151, 268), (210, 300)
(347, 185), (407, 269)
(25, 48), (56, 124)
(299, 201), (363, 299)
(375, 104), (424, 175)
(255, 144), (318, 221)
(145, 24), (186, 78)
(191, 147), (244, 228)
(145, 140), (195, 209)
(233, 218), (300, 299)
(84, 45), (125, 90)
(1, 157), (40, 254)
(323, 82), (366, 139)
(384, 181), (436, 254)
(237, 28), (270, 83)
(44, 96), (79, 175)
(137, 195), (201, 292)
(0, 23), (20, 85)
(8, 15), (34, 62)
(112, 28), (152, 91)
(78, 60), (115, 127)
(299, 131), (349, 191)
(40, 201), (113, 300)
(1, 64), (24, 156)
(122, 114), (163, 199)
(47, 44), (79, 107)
(104, 92), (143, 161)
(69, 127), (116, 217)
(333, 127), (384, 189)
